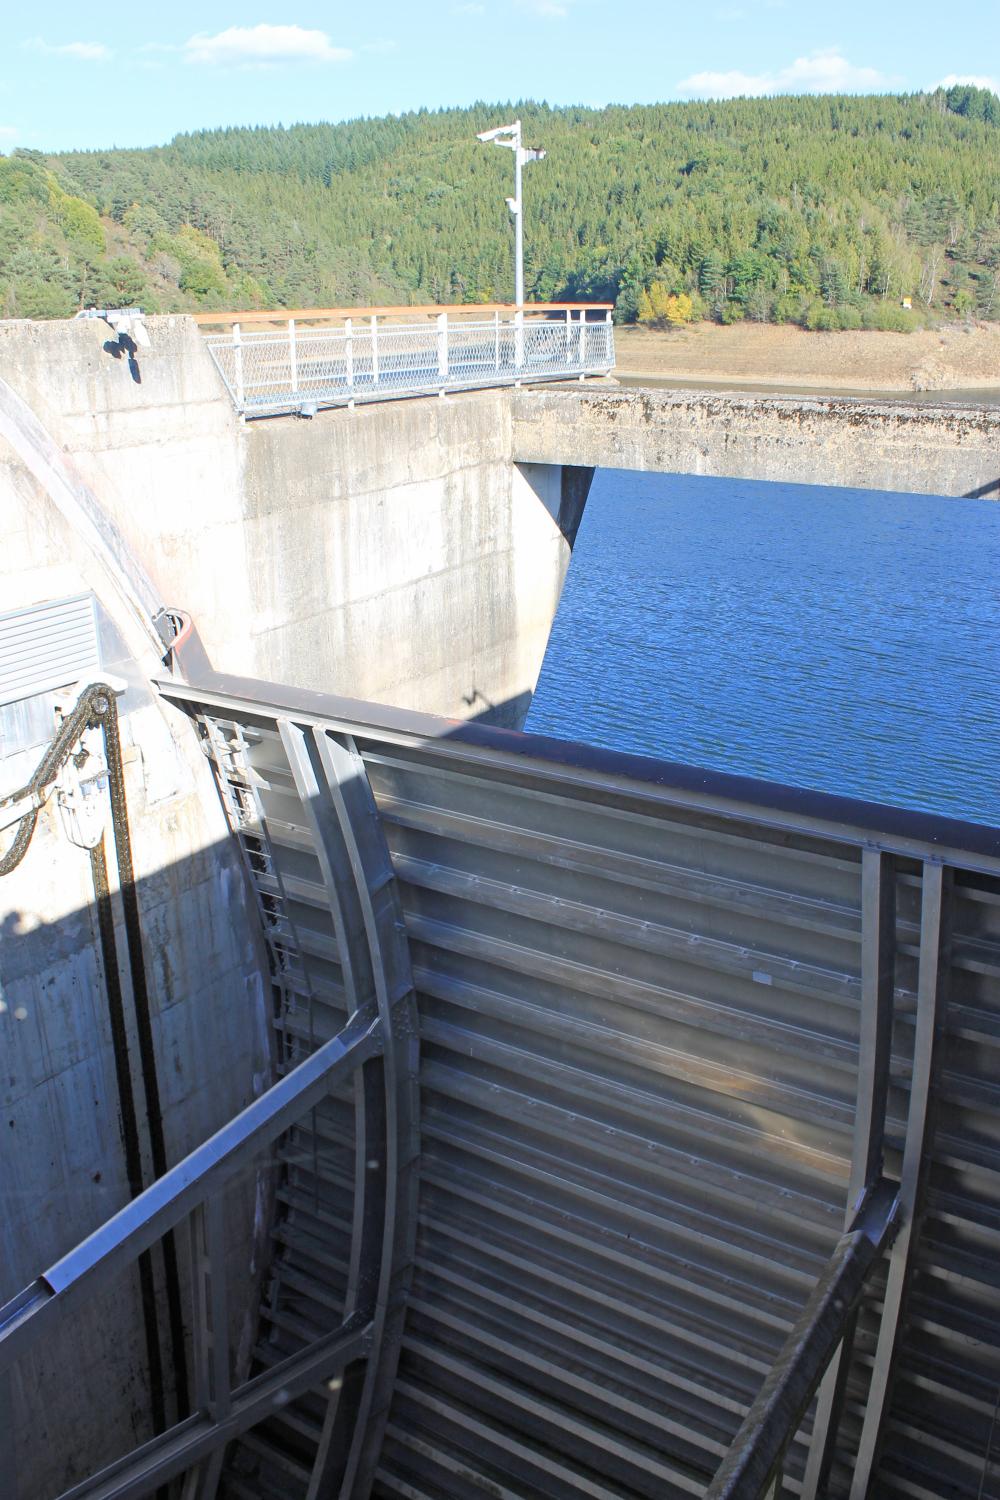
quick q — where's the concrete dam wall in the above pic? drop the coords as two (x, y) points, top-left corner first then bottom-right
(0, 317), (590, 730)
(0, 393), (269, 1496)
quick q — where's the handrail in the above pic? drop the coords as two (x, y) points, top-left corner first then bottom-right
(193, 301), (613, 327)
(704, 1179), (900, 1499)
(0, 1012), (379, 1368)
(203, 304), (616, 418)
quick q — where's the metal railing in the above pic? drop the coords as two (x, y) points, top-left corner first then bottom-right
(0, 1016), (380, 1499)
(204, 306), (615, 418)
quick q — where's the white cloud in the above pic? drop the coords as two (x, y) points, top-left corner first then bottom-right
(516, 0), (571, 16)
(24, 37), (111, 61)
(934, 73), (999, 93)
(677, 48), (892, 99)
(184, 24), (352, 67)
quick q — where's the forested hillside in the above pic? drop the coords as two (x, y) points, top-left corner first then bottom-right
(2, 86), (998, 328)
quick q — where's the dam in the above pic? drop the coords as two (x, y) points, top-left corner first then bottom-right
(1, 308), (999, 1500)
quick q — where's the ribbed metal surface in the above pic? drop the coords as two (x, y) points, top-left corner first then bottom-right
(362, 739), (861, 1500)
(0, 594), (98, 707)
(161, 677), (1000, 1499)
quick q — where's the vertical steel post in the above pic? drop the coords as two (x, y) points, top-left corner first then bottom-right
(0, 1368), (16, 1500)
(288, 319), (298, 395)
(514, 136), (524, 308)
(494, 309), (500, 371)
(437, 312), (448, 382)
(370, 315), (379, 386)
(801, 848), (897, 1498)
(515, 309), (524, 373)
(848, 860), (952, 1498)
(232, 323), (244, 412)
(345, 317), (354, 390)
(190, 1196), (230, 1422)
(566, 306), (572, 361)
(578, 309), (587, 364)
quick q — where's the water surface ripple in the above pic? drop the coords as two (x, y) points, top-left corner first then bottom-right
(526, 470), (1000, 827)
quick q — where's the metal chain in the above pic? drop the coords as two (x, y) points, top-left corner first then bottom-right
(0, 682), (114, 877)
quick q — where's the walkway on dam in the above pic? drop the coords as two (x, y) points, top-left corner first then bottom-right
(618, 371), (1000, 407)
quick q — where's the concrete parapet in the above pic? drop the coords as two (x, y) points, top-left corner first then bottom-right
(512, 384), (1000, 498)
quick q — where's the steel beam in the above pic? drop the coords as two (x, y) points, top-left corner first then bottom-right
(0, 1015), (380, 1372)
(56, 1319), (373, 1500)
(705, 1179), (899, 1500)
(189, 1195), (230, 1425)
(280, 720), (420, 1500)
(155, 675), (1000, 878)
(848, 861), (952, 1498)
(800, 848), (897, 1497)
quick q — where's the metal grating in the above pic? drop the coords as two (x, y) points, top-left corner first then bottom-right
(158, 675), (1000, 1499)
(0, 594), (99, 708)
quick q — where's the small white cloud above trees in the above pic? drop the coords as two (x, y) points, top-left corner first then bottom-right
(934, 73), (999, 93)
(183, 25), (352, 67)
(24, 38), (111, 61)
(677, 49), (892, 98)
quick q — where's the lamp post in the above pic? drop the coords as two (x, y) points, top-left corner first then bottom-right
(476, 120), (546, 308)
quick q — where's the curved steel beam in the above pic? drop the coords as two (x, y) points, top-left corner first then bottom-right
(278, 719), (420, 1500)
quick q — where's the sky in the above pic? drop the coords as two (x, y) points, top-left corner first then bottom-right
(0, 0), (997, 153)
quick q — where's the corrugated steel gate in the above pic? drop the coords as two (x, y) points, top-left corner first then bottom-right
(156, 674), (1000, 1500)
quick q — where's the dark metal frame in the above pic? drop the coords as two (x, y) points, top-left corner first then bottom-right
(276, 720), (420, 1500)
(705, 856), (955, 1500)
(157, 667), (1000, 879)
(0, 710), (420, 1500)
(0, 1017), (379, 1498)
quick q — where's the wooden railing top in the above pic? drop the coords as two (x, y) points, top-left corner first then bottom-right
(192, 302), (613, 329)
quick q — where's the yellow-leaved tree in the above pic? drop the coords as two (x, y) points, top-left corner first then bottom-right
(649, 283), (671, 320)
(664, 292), (693, 325)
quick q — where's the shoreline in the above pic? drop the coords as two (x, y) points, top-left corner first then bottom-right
(612, 321), (1000, 395)
(614, 373), (1000, 405)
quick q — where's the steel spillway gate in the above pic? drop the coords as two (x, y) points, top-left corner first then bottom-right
(153, 674), (1000, 1500)
(5, 667), (1000, 1500)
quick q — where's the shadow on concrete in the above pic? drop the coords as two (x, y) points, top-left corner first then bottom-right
(964, 476), (1000, 499)
(102, 334), (142, 385)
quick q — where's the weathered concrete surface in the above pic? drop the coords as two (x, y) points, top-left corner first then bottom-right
(512, 384), (1000, 498)
(0, 415), (270, 1496)
(241, 397), (584, 726)
(0, 318), (585, 727)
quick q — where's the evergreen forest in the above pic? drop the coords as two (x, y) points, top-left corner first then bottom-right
(1, 85), (998, 329)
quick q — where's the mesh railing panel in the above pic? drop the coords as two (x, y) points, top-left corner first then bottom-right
(205, 314), (615, 417)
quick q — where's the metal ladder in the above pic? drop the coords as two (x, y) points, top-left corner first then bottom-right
(198, 712), (419, 1500)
